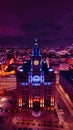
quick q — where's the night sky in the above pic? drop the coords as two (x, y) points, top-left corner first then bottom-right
(0, 0), (73, 48)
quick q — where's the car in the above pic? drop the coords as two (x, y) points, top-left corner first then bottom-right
(71, 114), (73, 118)
(57, 103), (62, 109)
(13, 96), (16, 98)
(0, 116), (4, 123)
(23, 127), (27, 130)
(43, 124), (46, 126)
(59, 109), (64, 112)
(8, 100), (13, 104)
(28, 128), (33, 130)
(14, 108), (19, 113)
(0, 120), (3, 123)
(60, 125), (64, 128)
(32, 123), (35, 126)
(27, 122), (30, 125)
(21, 122), (24, 125)
(5, 109), (8, 112)
(22, 109), (25, 113)
(4, 108), (10, 112)
(54, 124), (58, 128)
(16, 121), (19, 124)
(0, 107), (3, 112)
(18, 128), (22, 130)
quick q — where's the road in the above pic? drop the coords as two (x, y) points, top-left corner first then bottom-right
(55, 84), (73, 130)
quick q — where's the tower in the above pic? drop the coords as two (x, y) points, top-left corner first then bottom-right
(16, 41), (56, 113)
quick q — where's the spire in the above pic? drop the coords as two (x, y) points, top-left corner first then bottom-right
(31, 38), (40, 57)
(34, 38), (38, 43)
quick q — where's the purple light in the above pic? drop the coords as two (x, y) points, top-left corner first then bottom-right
(32, 111), (41, 117)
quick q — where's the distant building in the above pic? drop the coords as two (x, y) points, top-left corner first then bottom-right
(49, 50), (60, 65)
(59, 70), (73, 103)
(67, 57), (73, 70)
(16, 42), (56, 113)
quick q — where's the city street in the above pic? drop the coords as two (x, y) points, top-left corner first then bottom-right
(55, 84), (73, 130)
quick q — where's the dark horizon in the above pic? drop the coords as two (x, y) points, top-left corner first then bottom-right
(0, 0), (73, 48)
(0, 36), (72, 49)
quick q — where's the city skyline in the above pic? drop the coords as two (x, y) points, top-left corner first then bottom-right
(0, 42), (73, 130)
(0, 1), (73, 47)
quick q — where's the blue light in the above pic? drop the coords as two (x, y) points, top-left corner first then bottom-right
(32, 75), (40, 82)
(31, 68), (33, 71)
(43, 61), (46, 63)
(21, 82), (25, 86)
(40, 68), (42, 71)
(24, 61), (27, 63)
(44, 82), (52, 85)
(34, 43), (38, 46)
(21, 82), (28, 86)
(32, 83), (40, 86)
(31, 50), (34, 56)
(19, 68), (24, 72)
(2, 60), (5, 64)
(48, 68), (53, 72)
(48, 82), (52, 85)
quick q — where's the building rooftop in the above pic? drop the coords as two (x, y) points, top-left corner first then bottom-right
(60, 70), (73, 85)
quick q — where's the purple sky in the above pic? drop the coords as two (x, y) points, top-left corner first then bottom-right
(0, 0), (73, 47)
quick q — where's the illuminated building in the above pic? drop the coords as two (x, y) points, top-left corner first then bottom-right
(16, 42), (56, 113)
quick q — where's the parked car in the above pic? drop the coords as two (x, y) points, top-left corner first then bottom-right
(18, 128), (22, 130)
(0, 107), (3, 112)
(23, 127), (27, 130)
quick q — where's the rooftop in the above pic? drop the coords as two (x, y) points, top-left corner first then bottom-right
(60, 70), (73, 85)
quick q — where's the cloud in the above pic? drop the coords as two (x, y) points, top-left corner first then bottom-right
(0, 0), (73, 47)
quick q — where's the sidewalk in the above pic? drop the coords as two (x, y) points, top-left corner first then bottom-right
(56, 84), (73, 115)
(55, 103), (70, 130)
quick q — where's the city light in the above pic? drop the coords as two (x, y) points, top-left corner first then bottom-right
(0, 97), (7, 101)
(24, 61), (27, 63)
(48, 68), (53, 72)
(44, 82), (52, 85)
(18, 98), (22, 106)
(43, 61), (46, 63)
(32, 75), (40, 82)
(32, 111), (41, 117)
(19, 68), (24, 72)
(21, 82), (28, 86)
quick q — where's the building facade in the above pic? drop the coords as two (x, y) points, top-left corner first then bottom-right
(16, 42), (56, 112)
